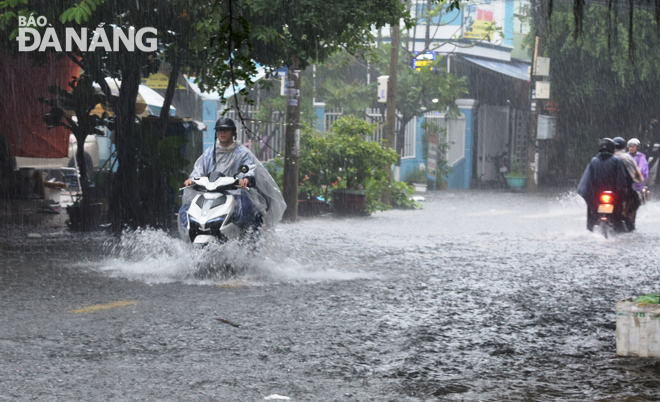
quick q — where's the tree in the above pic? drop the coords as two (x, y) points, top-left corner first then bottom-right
(0, 0), (237, 230)
(230, 0), (409, 222)
(38, 74), (107, 230)
(544, 0), (660, 59)
(1, 0), (414, 226)
(377, 45), (466, 159)
(541, 2), (660, 180)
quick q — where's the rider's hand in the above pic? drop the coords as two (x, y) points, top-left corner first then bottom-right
(184, 179), (193, 187)
(238, 178), (249, 188)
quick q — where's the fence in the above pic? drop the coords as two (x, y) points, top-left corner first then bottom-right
(325, 107), (417, 159)
(224, 105), (418, 161)
(423, 111), (466, 167)
(224, 106), (286, 162)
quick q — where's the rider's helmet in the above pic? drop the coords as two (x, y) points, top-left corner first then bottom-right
(215, 117), (237, 139)
(612, 137), (627, 150)
(599, 138), (615, 154)
(627, 138), (641, 148)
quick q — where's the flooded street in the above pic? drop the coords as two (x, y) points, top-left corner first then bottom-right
(2, 190), (660, 401)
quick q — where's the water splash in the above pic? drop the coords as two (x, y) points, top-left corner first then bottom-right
(556, 190), (585, 207)
(94, 228), (374, 285)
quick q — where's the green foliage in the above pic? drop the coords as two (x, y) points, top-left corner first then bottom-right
(0, 0), (429, 226)
(390, 180), (420, 209)
(315, 46), (467, 144)
(372, 44), (467, 154)
(506, 160), (524, 177)
(265, 157), (284, 191)
(543, 3), (660, 177)
(420, 119), (452, 184)
(634, 293), (660, 304)
(240, 0), (408, 70)
(190, 0), (411, 102)
(405, 169), (428, 183)
(59, 0), (103, 24)
(363, 176), (391, 213)
(320, 77), (375, 117)
(0, 0), (37, 41)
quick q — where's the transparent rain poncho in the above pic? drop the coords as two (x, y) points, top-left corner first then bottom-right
(183, 142), (286, 228)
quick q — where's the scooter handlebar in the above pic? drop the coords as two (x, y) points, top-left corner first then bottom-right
(235, 176), (256, 188)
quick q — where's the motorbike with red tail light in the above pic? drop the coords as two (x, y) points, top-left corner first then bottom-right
(594, 191), (626, 238)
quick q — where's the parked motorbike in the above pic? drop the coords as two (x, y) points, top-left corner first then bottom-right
(494, 151), (508, 188)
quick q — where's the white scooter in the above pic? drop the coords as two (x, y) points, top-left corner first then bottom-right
(178, 165), (263, 246)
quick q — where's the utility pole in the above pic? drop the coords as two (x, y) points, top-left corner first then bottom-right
(282, 58), (301, 222)
(528, 35), (540, 192)
(383, 22), (400, 205)
(527, 0), (545, 192)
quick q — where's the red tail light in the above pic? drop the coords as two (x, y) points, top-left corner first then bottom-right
(600, 192), (613, 204)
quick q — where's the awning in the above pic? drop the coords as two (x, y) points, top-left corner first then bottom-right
(92, 78), (176, 117)
(139, 84), (176, 116)
(222, 68), (267, 99)
(462, 56), (530, 81)
(185, 67), (268, 101)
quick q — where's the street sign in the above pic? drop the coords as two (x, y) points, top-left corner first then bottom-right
(537, 115), (556, 140)
(412, 51), (437, 72)
(534, 81), (550, 99)
(141, 73), (186, 90)
(377, 75), (388, 103)
(535, 57), (550, 76)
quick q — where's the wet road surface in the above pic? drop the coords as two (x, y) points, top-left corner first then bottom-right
(2, 190), (660, 401)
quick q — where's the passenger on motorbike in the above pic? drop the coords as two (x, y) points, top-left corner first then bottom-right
(613, 137), (643, 229)
(181, 117), (286, 231)
(627, 138), (648, 193)
(577, 138), (631, 231)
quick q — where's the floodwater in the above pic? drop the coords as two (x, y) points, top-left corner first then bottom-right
(2, 190), (660, 401)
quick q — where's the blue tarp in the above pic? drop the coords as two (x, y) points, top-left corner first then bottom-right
(462, 56), (530, 81)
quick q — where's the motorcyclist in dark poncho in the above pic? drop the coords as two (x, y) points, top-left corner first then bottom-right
(577, 138), (632, 231)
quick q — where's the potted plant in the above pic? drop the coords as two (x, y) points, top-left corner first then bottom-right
(405, 168), (428, 192)
(298, 116), (397, 215)
(505, 161), (527, 190)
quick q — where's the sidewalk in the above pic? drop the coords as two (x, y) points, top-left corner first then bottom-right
(0, 198), (69, 229)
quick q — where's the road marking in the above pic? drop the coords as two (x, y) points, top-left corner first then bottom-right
(68, 300), (138, 313)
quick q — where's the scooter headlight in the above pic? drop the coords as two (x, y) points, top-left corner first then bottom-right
(207, 215), (226, 224)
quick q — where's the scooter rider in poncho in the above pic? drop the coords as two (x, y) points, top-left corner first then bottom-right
(627, 138), (648, 193)
(181, 117), (286, 231)
(577, 138), (631, 232)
